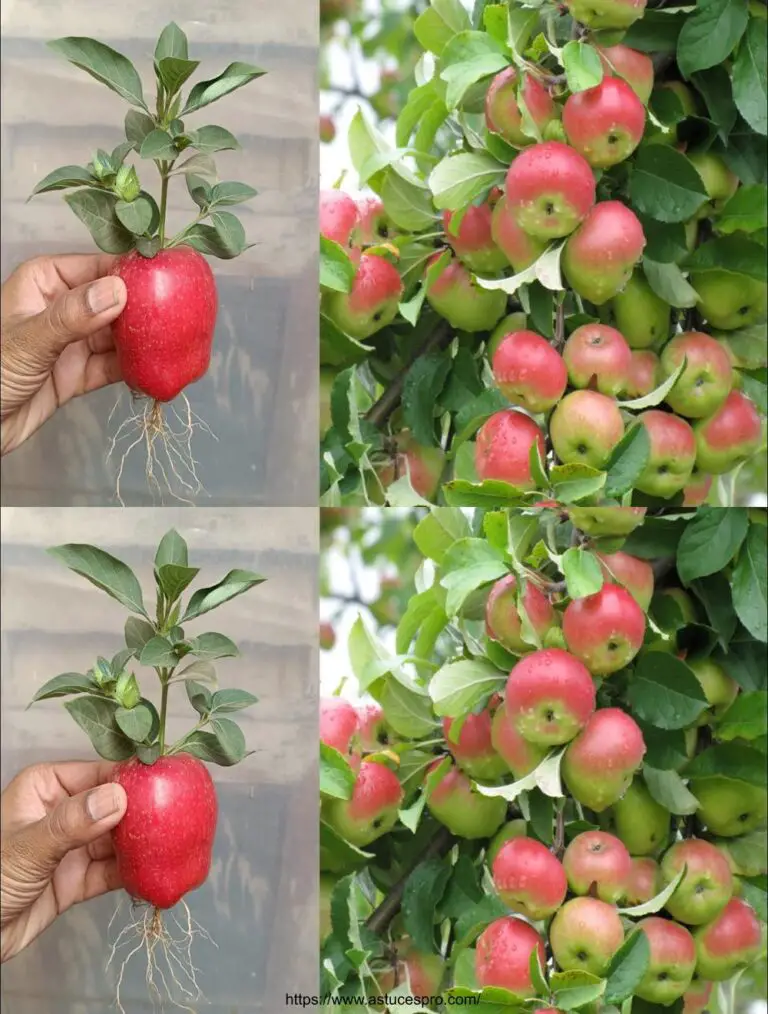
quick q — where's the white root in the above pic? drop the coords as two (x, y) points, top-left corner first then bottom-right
(107, 391), (216, 506)
(107, 898), (214, 1014)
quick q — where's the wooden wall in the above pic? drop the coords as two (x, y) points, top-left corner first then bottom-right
(1, 3), (319, 506)
(0, 507), (319, 1011)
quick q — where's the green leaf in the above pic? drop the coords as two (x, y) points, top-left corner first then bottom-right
(48, 544), (147, 616)
(402, 352), (452, 447)
(429, 658), (504, 718)
(155, 564), (199, 605)
(320, 742), (356, 799)
(139, 635), (178, 667)
(549, 463), (606, 504)
(439, 32), (508, 111)
(64, 191), (134, 254)
(630, 147), (709, 223)
(551, 971), (606, 1011)
(381, 172), (437, 232)
(627, 653), (709, 730)
(155, 529), (189, 568)
(155, 22), (189, 61)
(644, 766), (699, 815)
(414, 0), (472, 56)
(676, 507), (749, 584)
(643, 259), (700, 308)
(182, 569), (265, 621)
(210, 717), (248, 763)
(686, 236), (768, 282)
(562, 41), (603, 93)
(169, 152), (217, 179)
(187, 125), (240, 153)
(429, 151), (506, 211)
(30, 672), (98, 704)
(125, 616), (157, 654)
(115, 702), (155, 743)
(732, 524), (768, 641)
(48, 37), (146, 108)
(125, 110), (156, 148)
(65, 696), (135, 760)
(320, 236), (356, 293)
(604, 424), (651, 497)
(30, 165), (95, 197)
(717, 185), (768, 235)
(140, 129), (177, 160)
(186, 632), (239, 661)
(732, 17), (767, 136)
(182, 62), (266, 114)
(208, 180), (258, 207)
(210, 688), (258, 714)
(440, 538), (507, 617)
(724, 639), (767, 692)
(603, 930), (651, 1004)
(413, 508), (471, 565)
(115, 195), (154, 235)
(181, 726), (247, 766)
(687, 743), (767, 787)
(452, 388), (509, 451)
(717, 692), (768, 741)
(184, 212), (249, 260)
(155, 57), (199, 98)
(677, 0), (749, 78)
(639, 216), (689, 264)
(561, 548), (603, 600)
(185, 679), (212, 716)
(401, 858), (452, 953)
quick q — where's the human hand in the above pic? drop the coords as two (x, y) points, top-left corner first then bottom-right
(0, 760), (128, 962)
(1, 254), (128, 455)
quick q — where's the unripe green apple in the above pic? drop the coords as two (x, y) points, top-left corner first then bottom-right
(688, 152), (739, 218)
(563, 201), (646, 305)
(632, 410), (697, 498)
(634, 917), (697, 1004)
(564, 0), (647, 31)
(493, 836), (568, 919)
(612, 270), (671, 348)
(661, 838), (734, 925)
(426, 253), (507, 331)
(487, 312), (528, 361)
(487, 818), (528, 868)
(549, 896), (624, 975)
(563, 708), (646, 811)
(661, 332), (733, 419)
(612, 778), (670, 855)
(549, 390), (625, 469)
(691, 776), (767, 837)
(658, 586), (700, 626)
(563, 830), (632, 903)
(693, 390), (763, 474)
(567, 506), (646, 537)
(425, 760), (506, 839)
(691, 270), (767, 330)
(688, 658), (739, 722)
(325, 760), (403, 846)
(693, 898), (763, 980)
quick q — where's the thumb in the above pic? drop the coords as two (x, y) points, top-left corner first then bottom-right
(5, 783), (127, 884)
(27, 276), (127, 356)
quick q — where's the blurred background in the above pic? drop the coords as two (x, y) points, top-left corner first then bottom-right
(1, 1), (318, 506)
(1, 507), (317, 1013)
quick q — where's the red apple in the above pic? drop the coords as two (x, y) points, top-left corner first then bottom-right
(598, 45), (654, 104)
(596, 551), (654, 610)
(693, 898), (762, 981)
(661, 839), (734, 926)
(475, 409), (547, 489)
(563, 830), (632, 903)
(563, 582), (646, 675)
(443, 704), (508, 781)
(633, 410), (697, 498)
(325, 252), (403, 339)
(425, 760), (506, 839)
(684, 978), (713, 1014)
(491, 703), (549, 777)
(357, 702), (390, 752)
(493, 836), (568, 919)
(549, 390), (625, 469)
(320, 622), (336, 651)
(374, 430), (445, 502)
(444, 198), (508, 275)
(563, 200), (646, 305)
(635, 917), (697, 1004)
(485, 66), (556, 147)
(504, 647), (597, 746)
(493, 330), (568, 414)
(354, 196), (390, 245)
(563, 77), (645, 169)
(485, 572), (557, 653)
(320, 189), (359, 246)
(426, 253), (507, 332)
(503, 141), (596, 240)
(325, 760), (403, 846)
(693, 390), (763, 474)
(320, 114), (336, 144)
(661, 332), (733, 419)
(625, 857), (660, 905)
(563, 322), (633, 396)
(624, 349), (660, 399)
(683, 469), (713, 506)
(549, 896), (624, 976)
(320, 697), (359, 755)
(492, 198), (548, 271)
(562, 708), (646, 811)
(475, 916), (546, 996)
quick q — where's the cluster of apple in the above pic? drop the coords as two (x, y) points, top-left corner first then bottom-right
(319, 529), (766, 1008)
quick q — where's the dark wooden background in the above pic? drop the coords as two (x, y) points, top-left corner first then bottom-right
(0, 507), (319, 1012)
(1, 3), (319, 507)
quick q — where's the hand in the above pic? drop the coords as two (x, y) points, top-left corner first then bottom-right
(0, 761), (128, 962)
(1, 254), (128, 455)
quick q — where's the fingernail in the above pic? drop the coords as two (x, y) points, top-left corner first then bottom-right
(86, 278), (121, 314)
(86, 785), (122, 821)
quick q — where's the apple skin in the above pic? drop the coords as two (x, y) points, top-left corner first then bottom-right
(504, 647), (597, 746)
(634, 917), (697, 1004)
(563, 830), (632, 903)
(320, 189), (359, 246)
(683, 469), (713, 506)
(612, 777), (670, 855)
(485, 66), (556, 147)
(693, 898), (763, 981)
(625, 857), (660, 905)
(378, 939), (445, 997)
(563, 707), (646, 811)
(563, 77), (646, 169)
(325, 253), (403, 339)
(660, 838), (734, 926)
(690, 776), (768, 837)
(596, 551), (654, 611)
(357, 702), (390, 752)
(563, 323), (633, 396)
(688, 658), (738, 722)
(493, 836), (568, 919)
(624, 350), (660, 399)
(693, 390), (763, 474)
(444, 200), (509, 276)
(503, 141), (597, 240)
(491, 703), (549, 777)
(475, 916), (546, 996)
(597, 45), (654, 104)
(353, 196), (390, 245)
(443, 705), (508, 782)
(661, 332), (733, 419)
(493, 330), (568, 413)
(683, 977), (713, 1014)
(426, 253), (507, 332)
(633, 410), (697, 498)
(549, 896), (625, 976)
(326, 761), (403, 846)
(691, 270), (767, 330)
(563, 582), (646, 675)
(492, 199), (548, 272)
(487, 818), (528, 868)
(488, 311), (529, 362)
(425, 760), (506, 839)
(485, 572), (557, 653)
(688, 152), (739, 217)
(475, 409), (547, 489)
(565, 0), (646, 30)
(612, 269), (671, 348)
(563, 201), (646, 305)
(549, 389), (625, 469)
(373, 431), (445, 502)
(320, 622), (336, 651)
(567, 506), (646, 537)
(321, 697), (360, 756)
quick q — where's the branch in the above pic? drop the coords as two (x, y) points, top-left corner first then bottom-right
(365, 826), (454, 936)
(553, 806), (566, 859)
(364, 322), (452, 429)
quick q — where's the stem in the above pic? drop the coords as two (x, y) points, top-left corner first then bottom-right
(365, 322), (451, 429)
(159, 168), (170, 247)
(158, 668), (170, 754)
